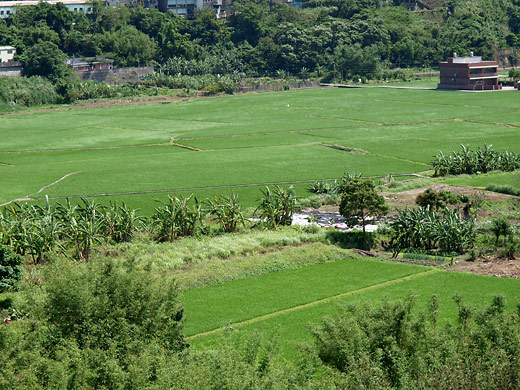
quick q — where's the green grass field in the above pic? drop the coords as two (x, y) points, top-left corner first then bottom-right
(183, 258), (520, 358)
(2, 87), (520, 213)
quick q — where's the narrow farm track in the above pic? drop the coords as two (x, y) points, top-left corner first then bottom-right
(186, 268), (440, 341)
(0, 171), (82, 207)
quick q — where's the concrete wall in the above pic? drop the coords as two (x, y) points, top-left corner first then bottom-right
(0, 62), (22, 78)
(75, 66), (154, 84)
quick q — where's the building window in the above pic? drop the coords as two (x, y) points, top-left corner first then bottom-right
(74, 8), (77, 11)
(0, 11), (4, 15)
(6, 10), (10, 14)
(7, 50), (12, 54)
(88, 7), (92, 11)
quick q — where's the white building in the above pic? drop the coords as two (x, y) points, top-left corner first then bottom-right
(0, 0), (94, 19)
(0, 46), (15, 62)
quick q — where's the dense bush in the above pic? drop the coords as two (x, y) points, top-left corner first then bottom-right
(0, 258), (186, 389)
(486, 183), (520, 196)
(152, 195), (206, 242)
(0, 77), (58, 106)
(389, 207), (475, 256)
(0, 246), (23, 292)
(312, 295), (520, 390)
(256, 186), (297, 227)
(432, 144), (520, 176)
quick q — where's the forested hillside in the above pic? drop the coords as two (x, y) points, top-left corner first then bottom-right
(0, 0), (518, 81)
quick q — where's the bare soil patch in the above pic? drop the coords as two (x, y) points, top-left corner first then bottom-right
(382, 184), (513, 211)
(449, 257), (520, 279)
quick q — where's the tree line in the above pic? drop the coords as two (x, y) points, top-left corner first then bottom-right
(0, 0), (519, 83)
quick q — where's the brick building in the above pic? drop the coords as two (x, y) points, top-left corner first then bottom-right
(438, 53), (501, 91)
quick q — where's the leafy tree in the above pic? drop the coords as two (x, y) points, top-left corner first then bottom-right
(228, 1), (267, 46)
(95, 25), (157, 66)
(339, 178), (388, 249)
(20, 41), (69, 82)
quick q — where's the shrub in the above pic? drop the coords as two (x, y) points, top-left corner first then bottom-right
(152, 195), (206, 241)
(255, 186), (297, 227)
(39, 258), (186, 352)
(491, 217), (513, 247)
(205, 192), (245, 233)
(390, 207), (475, 256)
(312, 295), (520, 389)
(0, 76), (58, 107)
(415, 189), (458, 209)
(0, 246), (23, 292)
(432, 144), (520, 176)
(486, 183), (520, 196)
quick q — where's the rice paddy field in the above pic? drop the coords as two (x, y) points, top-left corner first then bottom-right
(2, 86), (520, 367)
(2, 86), (520, 213)
(182, 255), (520, 358)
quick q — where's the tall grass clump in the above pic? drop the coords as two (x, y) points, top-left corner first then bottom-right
(486, 183), (520, 196)
(0, 76), (57, 106)
(432, 144), (520, 176)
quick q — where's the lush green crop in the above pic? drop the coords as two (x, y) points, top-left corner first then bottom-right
(187, 265), (520, 358)
(2, 88), (520, 212)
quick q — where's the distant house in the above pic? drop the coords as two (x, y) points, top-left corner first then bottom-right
(0, 0), (94, 19)
(438, 53), (501, 91)
(0, 46), (15, 63)
(67, 57), (114, 72)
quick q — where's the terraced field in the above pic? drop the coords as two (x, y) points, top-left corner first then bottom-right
(2, 87), (520, 212)
(183, 258), (520, 358)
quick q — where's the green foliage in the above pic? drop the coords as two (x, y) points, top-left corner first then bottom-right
(432, 144), (520, 177)
(307, 179), (342, 195)
(20, 41), (69, 82)
(0, 76), (57, 107)
(390, 207), (476, 256)
(0, 258), (186, 389)
(41, 258), (186, 352)
(205, 192), (245, 233)
(256, 186), (297, 227)
(490, 216), (513, 247)
(0, 246), (23, 292)
(311, 294), (520, 389)
(486, 183), (520, 196)
(415, 188), (458, 210)
(0, 199), (142, 261)
(152, 195), (206, 242)
(339, 178), (388, 250)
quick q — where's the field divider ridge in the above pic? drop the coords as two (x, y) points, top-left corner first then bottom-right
(29, 173), (431, 201)
(186, 268), (440, 341)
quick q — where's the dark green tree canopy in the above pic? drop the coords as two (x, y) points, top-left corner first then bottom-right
(339, 178), (388, 249)
(21, 41), (69, 82)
